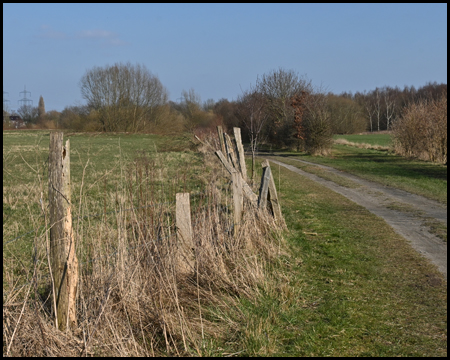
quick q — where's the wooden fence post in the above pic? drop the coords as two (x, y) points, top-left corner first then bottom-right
(258, 162), (271, 209)
(48, 132), (78, 331)
(224, 133), (238, 170)
(215, 150), (258, 204)
(217, 126), (226, 156)
(231, 171), (243, 236)
(176, 193), (194, 271)
(261, 160), (282, 221)
(233, 127), (247, 182)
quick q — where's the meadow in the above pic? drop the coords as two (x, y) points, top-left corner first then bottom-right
(279, 134), (447, 204)
(3, 130), (447, 356)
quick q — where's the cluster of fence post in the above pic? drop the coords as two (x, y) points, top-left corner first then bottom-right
(214, 126), (282, 222)
(45, 128), (282, 332)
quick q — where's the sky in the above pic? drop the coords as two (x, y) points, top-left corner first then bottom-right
(3, 3), (447, 112)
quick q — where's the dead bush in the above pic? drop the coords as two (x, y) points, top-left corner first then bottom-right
(392, 95), (447, 164)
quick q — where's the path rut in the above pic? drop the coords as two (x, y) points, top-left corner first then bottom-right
(263, 155), (447, 280)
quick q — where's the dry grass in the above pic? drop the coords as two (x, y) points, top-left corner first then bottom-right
(3, 134), (285, 356)
(333, 138), (390, 151)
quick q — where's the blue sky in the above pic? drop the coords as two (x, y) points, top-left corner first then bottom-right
(3, 3), (447, 112)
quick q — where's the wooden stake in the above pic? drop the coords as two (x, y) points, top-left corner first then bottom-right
(215, 150), (258, 204)
(224, 133), (238, 170)
(217, 126), (226, 155)
(261, 160), (282, 220)
(231, 171), (243, 236)
(48, 132), (78, 331)
(233, 127), (247, 182)
(176, 193), (194, 271)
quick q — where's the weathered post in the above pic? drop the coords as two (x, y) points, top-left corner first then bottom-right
(215, 150), (258, 204)
(176, 193), (194, 271)
(48, 132), (78, 331)
(233, 127), (247, 182)
(261, 160), (282, 221)
(217, 126), (227, 156)
(224, 133), (238, 170)
(231, 171), (243, 236)
(258, 162), (271, 209)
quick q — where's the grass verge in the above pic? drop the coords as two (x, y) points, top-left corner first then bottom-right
(215, 159), (447, 356)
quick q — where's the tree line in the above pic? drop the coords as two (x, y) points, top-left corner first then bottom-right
(3, 62), (446, 161)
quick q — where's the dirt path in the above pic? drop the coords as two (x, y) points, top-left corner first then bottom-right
(263, 155), (447, 280)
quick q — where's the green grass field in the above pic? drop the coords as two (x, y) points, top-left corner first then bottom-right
(276, 144), (447, 205)
(3, 130), (205, 286)
(3, 130), (447, 356)
(221, 161), (447, 356)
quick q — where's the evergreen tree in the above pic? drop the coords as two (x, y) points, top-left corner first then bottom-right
(38, 95), (46, 122)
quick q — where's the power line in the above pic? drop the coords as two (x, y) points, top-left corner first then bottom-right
(18, 85), (32, 107)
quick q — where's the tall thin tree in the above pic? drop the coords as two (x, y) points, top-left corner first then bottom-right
(38, 95), (46, 124)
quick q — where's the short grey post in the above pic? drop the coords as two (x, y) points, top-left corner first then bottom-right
(233, 127), (247, 182)
(176, 193), (193, 246)
(231, 171), (243, 236)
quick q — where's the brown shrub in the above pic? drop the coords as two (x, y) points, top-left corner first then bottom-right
(392, 95), (447, 164)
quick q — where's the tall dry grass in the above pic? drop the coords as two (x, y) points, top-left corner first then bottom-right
(3, 135), (285, 356)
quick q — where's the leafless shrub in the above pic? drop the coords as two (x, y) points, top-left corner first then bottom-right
(392, 94), (447, 164)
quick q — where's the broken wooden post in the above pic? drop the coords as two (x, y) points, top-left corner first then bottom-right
(233, 127), (247, 182)
(217, 126), (226, 155)
(224, 132), (238, 170)
(258, 161), (271, 209)
(48, 132), (78, 331)
(231, 171), (243, 236)
(261, 160), (282, 221)
(215, 150), (258, 204)
(176, 193), (194, 271)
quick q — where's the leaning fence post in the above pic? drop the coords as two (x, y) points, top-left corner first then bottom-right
(261, 160), (282, 221)
(258, 161), (271, 209)
(224, 132), (238, 170)
(231, 171), (243, 236)
(48, 132), (78, 331)
(233, 127), (247, 182)
(217, 126), (227, 156)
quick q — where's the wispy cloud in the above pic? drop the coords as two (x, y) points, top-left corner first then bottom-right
(38, 24), (67, 39)
(76, 29), (129, 47)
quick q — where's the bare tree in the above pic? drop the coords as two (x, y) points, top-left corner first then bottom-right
(80, 62), (168, 132)
(383, 87), (396, 130)
(17, 104), (38, 124)
(256, 67), (312, 145)
(290, 91), (308, 150)
(235, 86), (269, 183)
(374, 87), (382, 131)
(302, 92), (333, 155)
